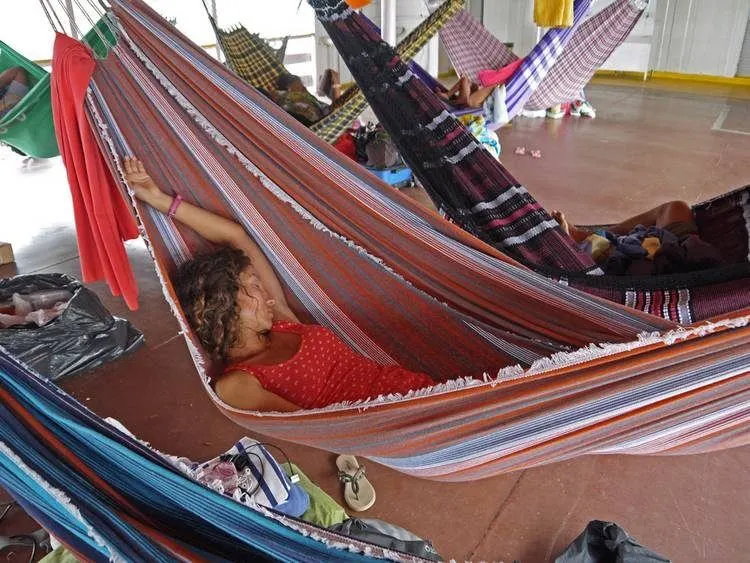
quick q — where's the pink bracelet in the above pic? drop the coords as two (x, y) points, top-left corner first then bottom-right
(167, 194), (183, 218)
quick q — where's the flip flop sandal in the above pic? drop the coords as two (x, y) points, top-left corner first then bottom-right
(336, 454), (376, 512)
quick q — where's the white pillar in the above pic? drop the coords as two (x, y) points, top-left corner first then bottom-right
(381, 0), (397, 46)
(426, 0), (441, 76)
(427, 37), (439, 76)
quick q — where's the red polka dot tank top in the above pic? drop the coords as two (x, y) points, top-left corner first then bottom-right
(225, 321), (433, 409)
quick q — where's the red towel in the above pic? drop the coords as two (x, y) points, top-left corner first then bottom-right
(51, 33), (140, 310)
(478, 58), (526, 88)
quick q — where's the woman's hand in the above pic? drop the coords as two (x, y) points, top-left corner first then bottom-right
(123, 157), (163, 203)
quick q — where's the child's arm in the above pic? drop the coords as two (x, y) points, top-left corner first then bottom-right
(123, 157), (299, 322)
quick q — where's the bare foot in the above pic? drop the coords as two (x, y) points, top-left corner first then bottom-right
(551, 210), (570, 235)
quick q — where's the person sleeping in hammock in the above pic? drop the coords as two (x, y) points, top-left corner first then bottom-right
(123, 158), (433, 412)
(436, 75), (497, 111)
(0, 66), (29, 119)
(267, 72), (341, 127)
(551, 202), (724, 276)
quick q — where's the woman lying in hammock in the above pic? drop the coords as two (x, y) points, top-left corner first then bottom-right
(123, 158), (433, 412)
(265, 72), (341, 127)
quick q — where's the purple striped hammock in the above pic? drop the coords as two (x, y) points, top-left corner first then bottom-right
(71, 0), (750, 480)
(439, 0), (649, 115)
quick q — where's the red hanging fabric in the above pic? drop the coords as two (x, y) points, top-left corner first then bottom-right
(50, 33), (140, 310)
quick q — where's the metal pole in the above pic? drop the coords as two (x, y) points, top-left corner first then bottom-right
(212, 0), (220, 59)
(66, 0), (78, 38)
(381, 0), (396, 46)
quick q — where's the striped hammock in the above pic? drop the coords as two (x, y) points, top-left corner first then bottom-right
(65, 0), (748, 478)
(439, 0), (649, 112)
(0, 349), (417, 561)
(210, 0), (464, 143)
(312, 0), (750, 324)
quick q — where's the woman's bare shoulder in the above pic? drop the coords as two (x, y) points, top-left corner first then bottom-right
(215, 369), (300, 412)
(215, 370), (263, 408)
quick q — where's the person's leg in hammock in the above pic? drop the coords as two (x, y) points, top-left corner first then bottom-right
(436, 76), (498, 109)
(0, 67), (29, 118)
(552, 201), (695, 243)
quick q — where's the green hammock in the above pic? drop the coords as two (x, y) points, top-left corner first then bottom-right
(0, 41), (58, 158)
(0, 22), (116, 159)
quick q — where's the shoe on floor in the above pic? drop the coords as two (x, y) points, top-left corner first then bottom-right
(520, 108), (547, 118)
(546, 105), (565, 119)
(337, 454), (376, 512)
(570, 99), (596, 118)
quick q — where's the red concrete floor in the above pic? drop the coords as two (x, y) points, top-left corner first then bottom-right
(1, 79), (750, 562)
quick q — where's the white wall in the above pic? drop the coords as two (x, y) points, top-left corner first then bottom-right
(482, 0), (538, 56)
(651, 0), (750, 76)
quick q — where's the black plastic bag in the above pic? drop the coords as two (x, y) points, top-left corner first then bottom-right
(556, 520), (670, 563)
(0, 274), (143, 380)
(329, 518), (442, 561)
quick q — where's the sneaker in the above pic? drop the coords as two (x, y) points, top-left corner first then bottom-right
(520, 108), (547, 118)
(570, 99), (596, 118)
(545, 105), (565, 119)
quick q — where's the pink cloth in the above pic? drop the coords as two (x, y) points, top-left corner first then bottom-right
(51, 33), (140, 310)
(225, 321), (433, 409)
(478, 58), (526, 88)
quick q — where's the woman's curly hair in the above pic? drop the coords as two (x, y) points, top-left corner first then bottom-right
(173, 246), (251, 363)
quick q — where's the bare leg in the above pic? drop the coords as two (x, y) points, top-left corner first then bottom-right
(551, 211), (588, 242)
(0, 67), (27, 90)
(466, 84), (498, 108)
(436, 75), (468, 102)
(607, 201), (693, 235)
(553, 201), (694, 242)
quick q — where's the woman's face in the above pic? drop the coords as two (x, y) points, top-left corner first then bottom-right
(236, 269), (275, 334)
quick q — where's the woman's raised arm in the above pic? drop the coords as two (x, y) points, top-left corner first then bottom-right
(123, 157), (299, 322)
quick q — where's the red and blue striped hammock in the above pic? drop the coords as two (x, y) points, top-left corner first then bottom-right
(44, 0), (750, 484)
